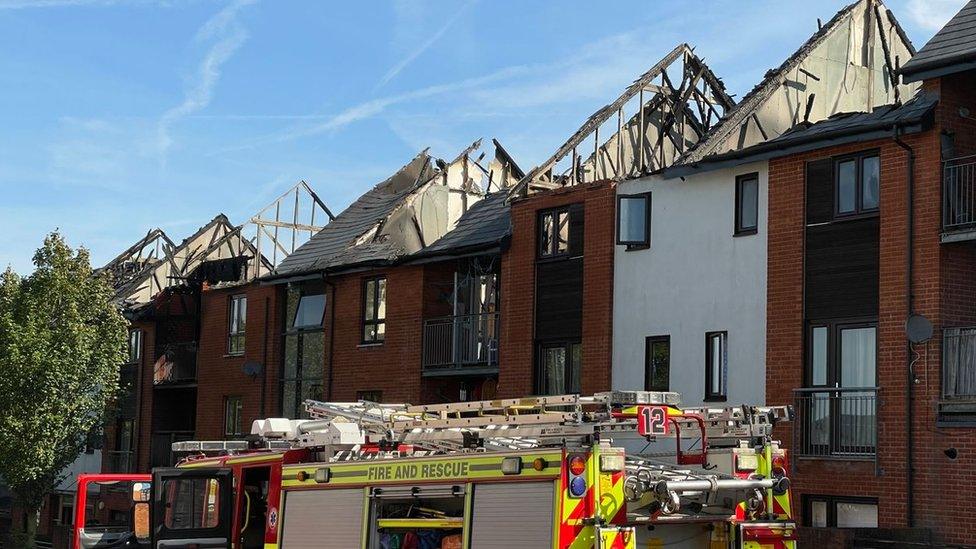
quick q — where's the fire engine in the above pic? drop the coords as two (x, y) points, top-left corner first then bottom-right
(72, 391), (796, 549)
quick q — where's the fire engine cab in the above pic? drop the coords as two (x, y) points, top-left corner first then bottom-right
(72, 391), (796, 549)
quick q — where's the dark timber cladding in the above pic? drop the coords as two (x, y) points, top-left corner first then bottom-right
(535, 204), (584, 340)
(804, 158), (879, 320)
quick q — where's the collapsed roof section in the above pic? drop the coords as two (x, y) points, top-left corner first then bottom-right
(512, 44), (734, 196)
(670, 0), (917, 175)
(272, 139), (523, 279)
(102, 180), (333, 307)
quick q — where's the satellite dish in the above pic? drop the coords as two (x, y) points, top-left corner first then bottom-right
(242, 360), (264, 378)
(906, 314), (933, 343)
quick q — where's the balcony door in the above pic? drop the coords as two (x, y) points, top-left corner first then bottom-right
(803, 321), (877, 455)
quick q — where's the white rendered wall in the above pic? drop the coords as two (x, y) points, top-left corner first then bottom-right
(612, 162), (767, 407)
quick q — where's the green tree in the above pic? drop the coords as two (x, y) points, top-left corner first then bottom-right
(0, 233), (126, 548)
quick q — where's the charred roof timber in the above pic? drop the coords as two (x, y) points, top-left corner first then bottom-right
(102, 180), (332, 307)
(268, 139), (523, 280)
(511, 44), (734, 196)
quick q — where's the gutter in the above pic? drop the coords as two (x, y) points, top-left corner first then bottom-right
(892, 124), (916, 527)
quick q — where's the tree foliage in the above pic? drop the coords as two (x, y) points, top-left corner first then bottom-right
(0, 232), (127, 543)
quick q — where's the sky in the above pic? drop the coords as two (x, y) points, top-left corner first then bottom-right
(0, 0), (966, 274)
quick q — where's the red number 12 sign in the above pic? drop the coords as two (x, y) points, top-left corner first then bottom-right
(637, 406), (669, 437)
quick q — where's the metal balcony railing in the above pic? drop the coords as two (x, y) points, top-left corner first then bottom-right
(944, 156), (976, 233)
(422, 312), (499, 372)
(103, 450), (134, 473)
(793, 387), (878, 467)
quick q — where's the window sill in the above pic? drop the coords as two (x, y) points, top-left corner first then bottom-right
(703, 396), (727, 403)
(358, 342), (385, 348)
(224, 353), (245, 358)
(733, 229), (757, 237)
(621, 243), (650, 251)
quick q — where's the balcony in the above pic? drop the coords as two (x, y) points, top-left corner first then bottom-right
(102, 450), (134, 473)
(793, 387), (879, 470)
(942, 156), (976, 242)
(152, 343), (197, 386)
(422, 312), (499, 375)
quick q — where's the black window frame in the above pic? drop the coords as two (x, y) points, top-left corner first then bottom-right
(223, 395), (243, 438)
(280, 285), (326, 419)
(616, 192), (652, 248)
(802, 494), (878, 528)
(356, 390), (383, 402)
(734, 172), (759, 236)
(227, 294), (246, 356)
(535, 340), (582, 396)
(644, 335), (670, 392)
(804, 318), (878, 388)
(833, 151), (880, 218)
(538, 206), (572, 259)
(704, 331), (728, 402)
(361, 276), (387, 344)
(127, 329), (143, 364)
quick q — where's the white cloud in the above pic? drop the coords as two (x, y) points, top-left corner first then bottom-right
(907, 0), (965, 31)
(376, 0), (477, 90)
(155, 0), (257, 162)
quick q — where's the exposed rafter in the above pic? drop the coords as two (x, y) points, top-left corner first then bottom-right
(511, 44), (734, 197)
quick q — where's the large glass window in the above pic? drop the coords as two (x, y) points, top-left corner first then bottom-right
(538, 207), (570, 258)
(645, 335), (670, 392)
(804, 495), (878, 528)
(705, 332), (727, 401)
(162, 478), (221, 530)
(835, 153), (879, 217)
(617, 193), (651, 247)
(362, 277), (387, 343)
(281, 286), (326, 418)
(735, 173), (759, 235)
(943, 327), (976, 400)
(536, 342), (581, 395)
(228, 295), (246, 355)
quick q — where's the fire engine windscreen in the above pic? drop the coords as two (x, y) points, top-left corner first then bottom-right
(84, 480), (139, 533)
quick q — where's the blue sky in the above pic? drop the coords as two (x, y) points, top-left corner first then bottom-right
(0, 0), (964, 273)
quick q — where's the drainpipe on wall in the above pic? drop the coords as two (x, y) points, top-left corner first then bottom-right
(260, 295), (269, 417)
(893, 124), (916, 527)
(325, 277), (337, 401)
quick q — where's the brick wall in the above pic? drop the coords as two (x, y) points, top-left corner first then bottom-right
(195, 282), (282, 440)
(767, 71), (976, 544)
(497, 181), (616, 397)
(324, 262), (456, 403)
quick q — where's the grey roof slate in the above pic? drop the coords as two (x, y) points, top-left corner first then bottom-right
(685, 91), (937, 167)
(901, 0), (976, 82)
(272, 151), (432, 277)
(412, 191), (511, 259)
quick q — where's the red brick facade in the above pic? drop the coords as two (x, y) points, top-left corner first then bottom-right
(767, 71), (976, 545)
(497, 181), (616, 397)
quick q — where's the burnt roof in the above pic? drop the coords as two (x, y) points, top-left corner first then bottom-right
(271, 151), (433, 277)
(901, 0), (976, 82)
(679, 91), (937, 169)
(410, 191), (511, 260)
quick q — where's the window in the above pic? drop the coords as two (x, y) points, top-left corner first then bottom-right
(645, 336), (670, 392)
(617, 193), (651, 247)
(943, 327), (976, 400)
(228, 295), (246, 355)
(356, 390), (383, 402)
(835, 153), (879, 217)
(127, 329), (142, 363)
(735, 173), (759, 235)
(294, 293), (326, 329)
(538, 207), (570, 258)
(282, 286), (326, 419)
(361, 277), (387, 343)
(55, 494), (74, 526)
(705, 332), (727, 401)
(805, 321), (877, 388)
(224, 396), (243, 438)
(536, 342), (581, 395)
(804, 495), (878, 528)
(162, 478), (221, 529)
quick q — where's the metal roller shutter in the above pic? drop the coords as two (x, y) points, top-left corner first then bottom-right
(469, 482), (554, 548)
(279, 489), (364, 548)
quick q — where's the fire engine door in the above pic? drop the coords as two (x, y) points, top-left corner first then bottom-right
(151, 467), (233, 548)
